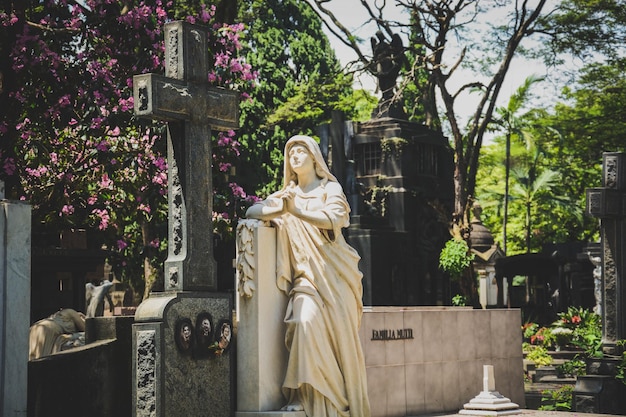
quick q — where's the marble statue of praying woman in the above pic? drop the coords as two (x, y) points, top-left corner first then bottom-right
(245, 135), (371, 417)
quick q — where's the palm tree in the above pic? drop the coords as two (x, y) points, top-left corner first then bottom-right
(479, 123), (584, 254)
(510, 166), (560, 253)
(491, 75), (545, 254)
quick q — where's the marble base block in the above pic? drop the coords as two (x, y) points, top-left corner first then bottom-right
(236, 222), (290, 412)
(460, 365), (521, 416)
(236, 412), (305, 417)
(460, 391), (521, 416)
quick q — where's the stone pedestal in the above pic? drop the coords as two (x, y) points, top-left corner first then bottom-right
(459, 365), (521, 416)
(573, 356), (626, 414)
(131, 20), (239, 417)
(235, 220), (305, 417)
(235, 221), (290, 413)
(574, 375), (624, 414)
(0, 200), (31, 417)
(132, 292), (234, 417)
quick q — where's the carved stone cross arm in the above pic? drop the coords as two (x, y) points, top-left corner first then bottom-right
(134, 73), (239, 130)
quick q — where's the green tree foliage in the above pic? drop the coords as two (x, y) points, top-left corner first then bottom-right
(549, 58), (626, 161)
(439, 238), (474, 280)
(536, 0), (626, 60)
(477, 129), (587, 254)
(475, 66), (619, 254)
(236, 0), (373, 197)
(488, 75), (544, 254)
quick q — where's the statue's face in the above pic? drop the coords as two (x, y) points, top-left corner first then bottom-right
(288, 144), (314, 176)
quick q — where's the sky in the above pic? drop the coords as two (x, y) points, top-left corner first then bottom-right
(312, 0), (570, 127)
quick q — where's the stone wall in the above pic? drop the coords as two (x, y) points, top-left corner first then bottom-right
(360, 307), (525, 417)
(28, 316), (133, 417)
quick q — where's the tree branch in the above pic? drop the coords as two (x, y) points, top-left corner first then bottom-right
(305, 0), (371, 65)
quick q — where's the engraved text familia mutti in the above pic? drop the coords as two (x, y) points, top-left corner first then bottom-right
(371, 328), (414, 341)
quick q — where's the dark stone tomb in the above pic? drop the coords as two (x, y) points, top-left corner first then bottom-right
(345, 118), (454, 306)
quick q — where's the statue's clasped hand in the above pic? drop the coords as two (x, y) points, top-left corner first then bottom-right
(279, 181), (297, 214)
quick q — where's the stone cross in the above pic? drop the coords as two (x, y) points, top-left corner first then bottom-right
(586, 152), (626, 354)
(133, 21), (239, 291)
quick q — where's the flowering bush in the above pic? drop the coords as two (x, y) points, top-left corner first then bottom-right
(551, 327), (574, 348)
(552, 307), (602, 356)
(1, 1), (257, 297)
(523, 323), (554, 348)
(523, 307), (601, 355)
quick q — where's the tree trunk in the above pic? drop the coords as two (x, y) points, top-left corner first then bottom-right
(503, 133), (511, 255)
(459, 267), (480, 308)
(141, 219), (160, 301)
(525, 201), (531, 254)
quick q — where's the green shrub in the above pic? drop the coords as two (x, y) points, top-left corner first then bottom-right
(452, 294), (467, 306)
(556, 357), (586, 377)
(439, 238), (474, 280)
(552, 307), (602, 355)
(524, 343), (553, 367)
(539, 385), (573, 411)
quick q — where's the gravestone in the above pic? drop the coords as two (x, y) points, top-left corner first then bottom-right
(576, 152), (626, 413)
(0, 181), (31, 417)
(459, 365), (521, 416)
(235, 220), (526, 417)
(132, 21), (238, 417)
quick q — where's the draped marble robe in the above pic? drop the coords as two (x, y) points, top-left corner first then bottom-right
(250, 135), (370, 417)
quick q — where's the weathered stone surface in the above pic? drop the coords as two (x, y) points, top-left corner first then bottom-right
(0, 201), (31, 417)
(29, 318), (134, 417)
(573, 375), (625, 414)
(581, 152), (626, 414)
(136, 329), (157, 417)
(133, 292), (234, 417)
(133, 20), (238, 292)
(347, 118), (453, 306)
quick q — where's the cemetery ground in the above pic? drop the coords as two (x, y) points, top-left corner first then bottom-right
(420, 410), (616, 417)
